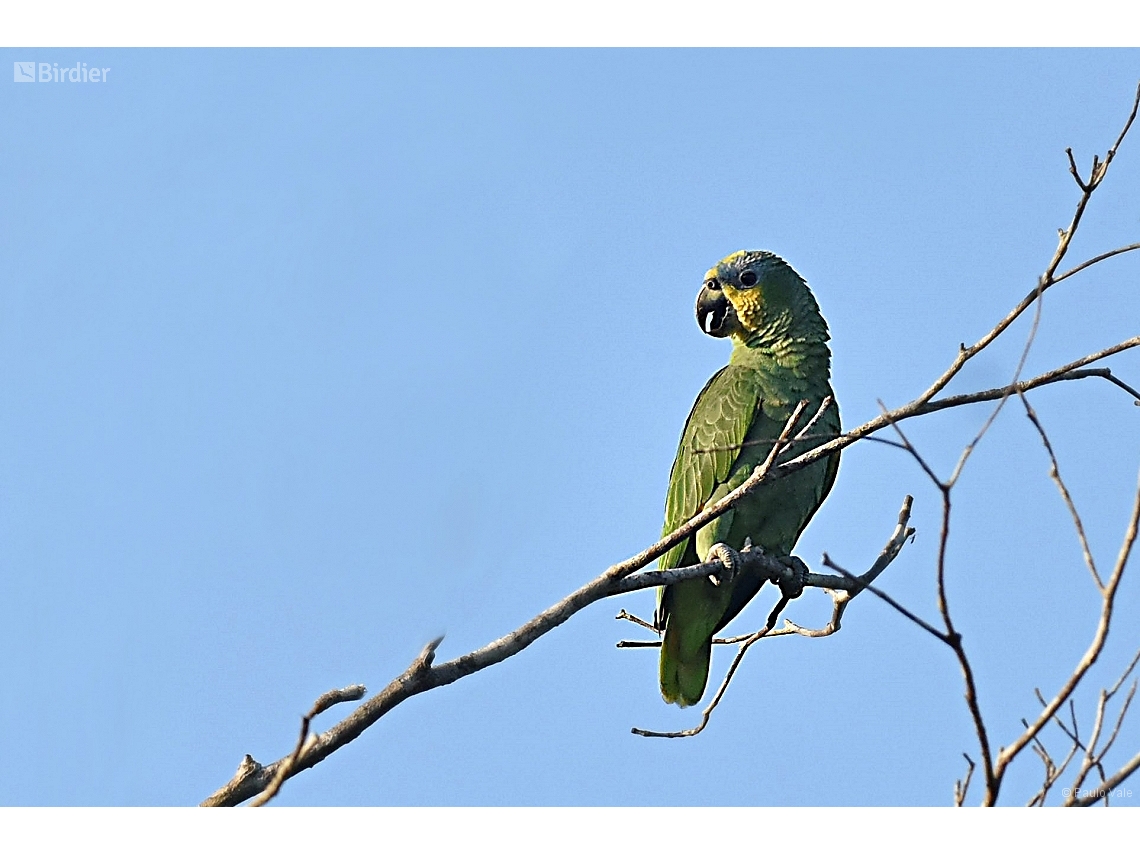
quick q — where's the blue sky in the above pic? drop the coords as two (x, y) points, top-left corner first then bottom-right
(2, 49), (1138, 806)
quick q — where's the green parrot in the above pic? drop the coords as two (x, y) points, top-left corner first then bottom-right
(655, 250), (841, 707)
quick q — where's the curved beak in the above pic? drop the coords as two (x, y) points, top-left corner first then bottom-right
(696, 281), (735, 338)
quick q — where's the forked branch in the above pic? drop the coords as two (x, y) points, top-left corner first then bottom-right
(202, 82), (1140, 808)
(628, 496), (916, 739)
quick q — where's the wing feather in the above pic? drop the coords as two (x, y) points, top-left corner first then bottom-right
(659, 366), (760, 570)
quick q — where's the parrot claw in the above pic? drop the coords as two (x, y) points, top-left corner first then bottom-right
(705, 542), (741, 587)
(777, 556), (809, 600)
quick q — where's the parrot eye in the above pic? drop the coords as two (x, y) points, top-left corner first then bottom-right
(704, 278), (721, 291)
(739, 270), (758, 288)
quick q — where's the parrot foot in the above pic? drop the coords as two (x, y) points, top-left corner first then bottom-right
(705, 542), (741, 587)
(777, 556), (809, 600)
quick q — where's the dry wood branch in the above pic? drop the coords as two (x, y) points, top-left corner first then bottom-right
(695, 336), (1138, 468)
(916, 346), (1140, 416)
(615, 609), (657, 634)
(753, 86), (1140, 498)
(628, 497), (915, 738)
(1062, 646), (1140, 805)
(616, 496), (915, 649)
(1010, 401), (1133, 786)
(202, 346), (1139, 806)
(820, 547), (944, 642)
(932, 482), (996, 803)
(249, 684), (366, 807)
(1026, 722), (1080, 807)
(202, 403), (808, 805)
(995, 464), (1140, 805)
(203, 86), (1140, 807)
(1019, 392), (1102, 588)
(955, 754), (976, 807)
(940, 84), (1138, 491)
(793, 395), (833, 443)
(1100, 680), (1138, 763)
(946, 263), (1046, 488)
(630, 616), (780, 739)
(1069, 746), (1140, 806)
(870, 87), (1140, 805)
(1053, 242), (1140, 285)
(872, 406), (1000, 801)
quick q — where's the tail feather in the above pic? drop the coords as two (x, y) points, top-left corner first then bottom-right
(660, 623), (712, 707)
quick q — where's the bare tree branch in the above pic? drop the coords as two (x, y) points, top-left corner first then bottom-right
(1053, 242), (1140, 285)
(630, 614), (781, 740)
(616, 496), (915, 650)
(1019, 392), (1102, 588)
(1062, 650), (1140, 805)
(867, 397), (1001, 800)
(1026, 720), (1080, 807)
(615, 609), (658, 634)
(250, 684), (366, 807)
(955, 754), (976, 807)
(762, 336), (1140, 508)
(937, 482), (997, 803)
(1069, 749), (1140, 806)
(628, 496), (915, 738)
(1005, 466), (1140, 806)
(691, 358), (1140, 460)
(202, 83), (1140, 807)
(819, 550), (946, 643)
(203, 301), (1139, 808)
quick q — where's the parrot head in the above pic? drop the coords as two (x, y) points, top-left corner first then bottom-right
(695, 250), (825, 345)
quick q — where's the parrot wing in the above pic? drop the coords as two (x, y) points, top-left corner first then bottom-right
(659, 365), (762, 571)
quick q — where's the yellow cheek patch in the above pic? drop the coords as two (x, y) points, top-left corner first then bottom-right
(724, 284), (765, 331)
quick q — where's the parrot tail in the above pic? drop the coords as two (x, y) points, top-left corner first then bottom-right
(659, 623), (712, 708)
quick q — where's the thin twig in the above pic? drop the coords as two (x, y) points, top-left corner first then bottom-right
(1069, 749), (1140, 806)
(1096, 681), (1138, 773)
(944, 82), (1140, 491)
(955, 754), (976, 807)
(689, 341), (1140, 472)
(1108, 647), (1140, 697)
(617, 496), (915, 649)
(946, 267), (1047, 489)
(918, 348), (1140, 415)
(1053, 242), (1140, 285)
(629, 497), (915, 738)
(1026, 720), (1080, 807)
(631, 595), (794, 739)
(248, 684), (367, 807)
(820, 552), (946, 642)
(928, 477), (996, 803)
(1019, 392), (1102, 589)
(1066, 646), (1140, 802)
(792, 395), (833, 443)
(1004, 466), (1140, 804)
(615, 609), (659, 633)
(874, 403), (1000, 802)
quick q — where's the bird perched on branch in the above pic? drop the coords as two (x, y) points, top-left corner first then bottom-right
(656, 250), (841, 706)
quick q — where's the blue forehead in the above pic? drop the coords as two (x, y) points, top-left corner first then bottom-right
(716, 250), (778, 280)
